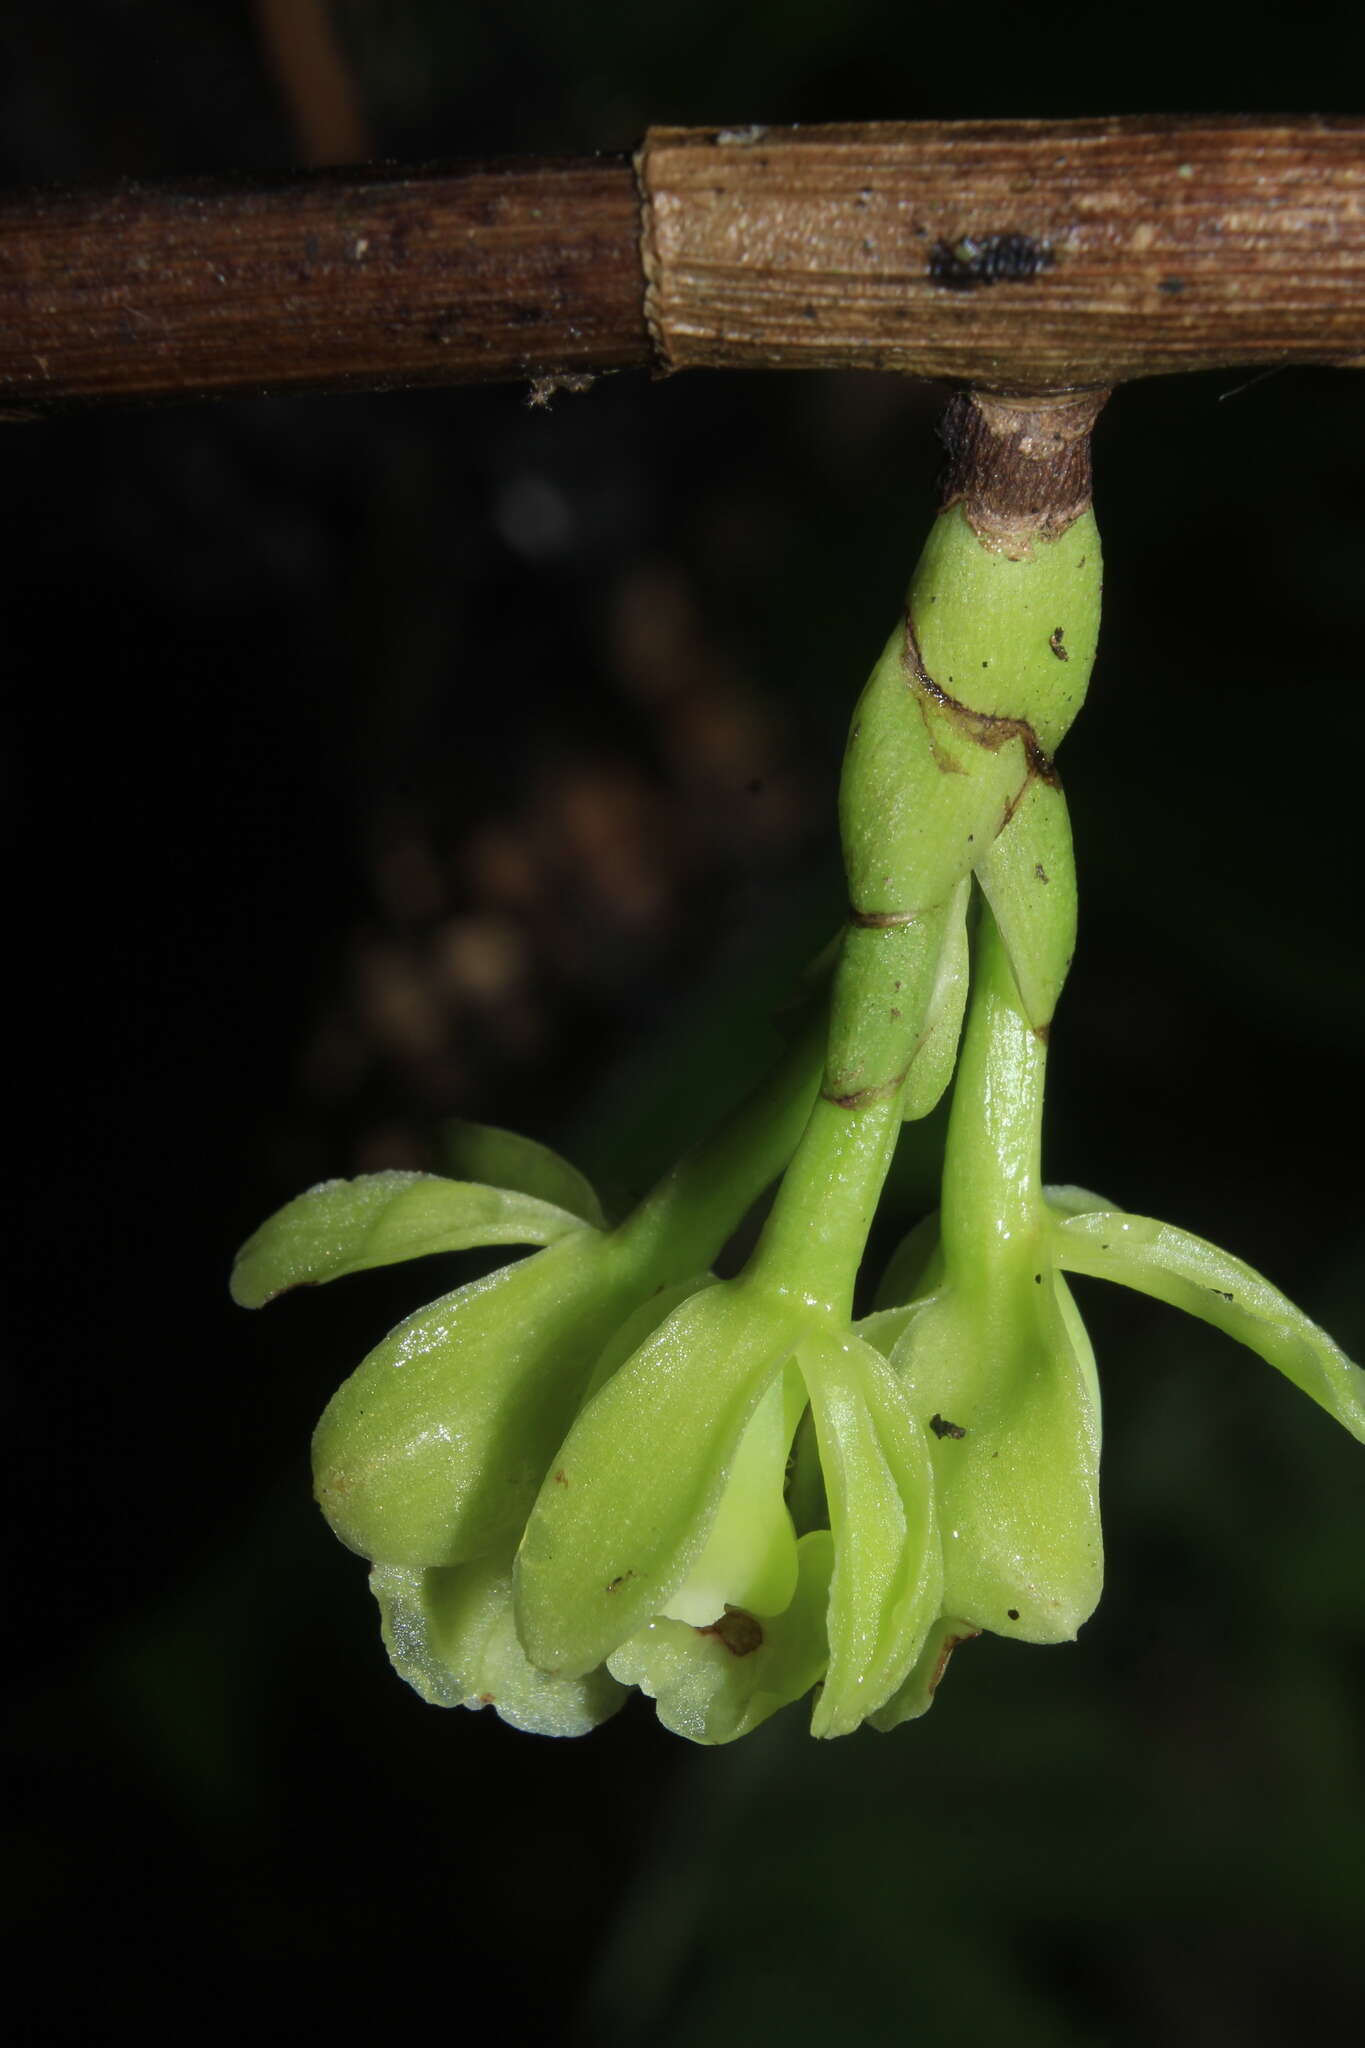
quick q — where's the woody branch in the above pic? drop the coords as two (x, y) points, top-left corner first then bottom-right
(1, 116), (1362, 414)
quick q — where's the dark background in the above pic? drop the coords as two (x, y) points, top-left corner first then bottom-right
(4, 5), (1363, 2042)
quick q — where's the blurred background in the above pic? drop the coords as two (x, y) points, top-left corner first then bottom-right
(4, 5), (1363, 2041)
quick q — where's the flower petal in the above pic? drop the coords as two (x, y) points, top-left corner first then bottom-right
(372, 1556), (626, 1737)
(577, 1274), (718, 1409)
(230, 1170), (587, 1307)
(607, 1531), (834, 1745)
(801, 1334), (943, 1738)
(312, 1231), (643, 1569)
(891, 1272), (1103, 1644)
(1053, 1210), (1365, 1444)
(514, 1281), (799, 1679)
(438, 1120), (606, 1229)
(663, 1360), (804, 1626)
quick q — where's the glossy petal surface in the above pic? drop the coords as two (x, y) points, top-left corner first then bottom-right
(802, 1333), (942, 1737)
(663, 1361), (804, 1626)
(1055, 1210), (1365, 1443)
(313, 1232), (641, 1569)
(231, 1170), (585, 1307)
(891, 1270), (1102, 1644)
(515, 1282), (799, 1678)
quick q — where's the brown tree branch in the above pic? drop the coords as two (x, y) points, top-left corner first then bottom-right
(640, 116), (1365, 389)
(1, 117), (1362, 414)
(0, 158), (648, 414)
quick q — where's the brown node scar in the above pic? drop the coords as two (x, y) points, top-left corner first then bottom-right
(938, 389), (1107, 557)
(850, 905), (917, 929)
(824, 1074), (906, 1110)
(903, 614), (1059, 788)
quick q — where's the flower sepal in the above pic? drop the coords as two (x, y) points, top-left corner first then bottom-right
(230, 1166), (592, 1309)
(883, 1245), (1103, 1648)
(372, 1551), (627, 1738)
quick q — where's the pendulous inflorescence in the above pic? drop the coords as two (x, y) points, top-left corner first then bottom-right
(233, 391), (1365, 1743)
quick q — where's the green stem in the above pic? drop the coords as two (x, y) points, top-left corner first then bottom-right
(743, 902), (956, 1321)
(615, 999), (826, 1276)
(939, 899), (1049, 1294)
(746, 1087), (903, 1319)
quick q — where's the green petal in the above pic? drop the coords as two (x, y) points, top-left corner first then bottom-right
(607, 1531), (834, 1746)
(438, 1119), (606, 1229)
(868, 1615), (980, 1734)
(578, 1274), (718, 1408)
(312, 1231), (644, 1569)
(663, 1361), (804, 1626)
(801, 1334), (942, 1738)
(1053, 1210), (1365, 1444)
(231, 1170), (587, 1308)
(514, 1281), (800, 1679)
(891, 1272), (1103, 1644)
(372, 1556), (626, 1737)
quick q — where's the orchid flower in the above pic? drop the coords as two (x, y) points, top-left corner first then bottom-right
(233, 390), (1363, 1746)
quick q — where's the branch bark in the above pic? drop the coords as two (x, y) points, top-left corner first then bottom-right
(0, 158), (649, 413)
(640, 117), (1365, 389)
(1, 117), (1363, 413)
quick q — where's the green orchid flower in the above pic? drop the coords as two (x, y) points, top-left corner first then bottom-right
(231, 1009), (831, 1729)
(883, 902), (1105, 1651)
(234, 392), (1109, 1745)
(859, 899), (1365, 1731)
(234, 388), (1363, 1751)
(513, 1276), (944, 1743)
(233, 1009), (822, 1573)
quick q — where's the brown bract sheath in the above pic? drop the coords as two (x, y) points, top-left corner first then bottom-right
(938, 389), (1107, 556)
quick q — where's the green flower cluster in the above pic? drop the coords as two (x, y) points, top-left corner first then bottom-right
(233, 417), (1365, 1744)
